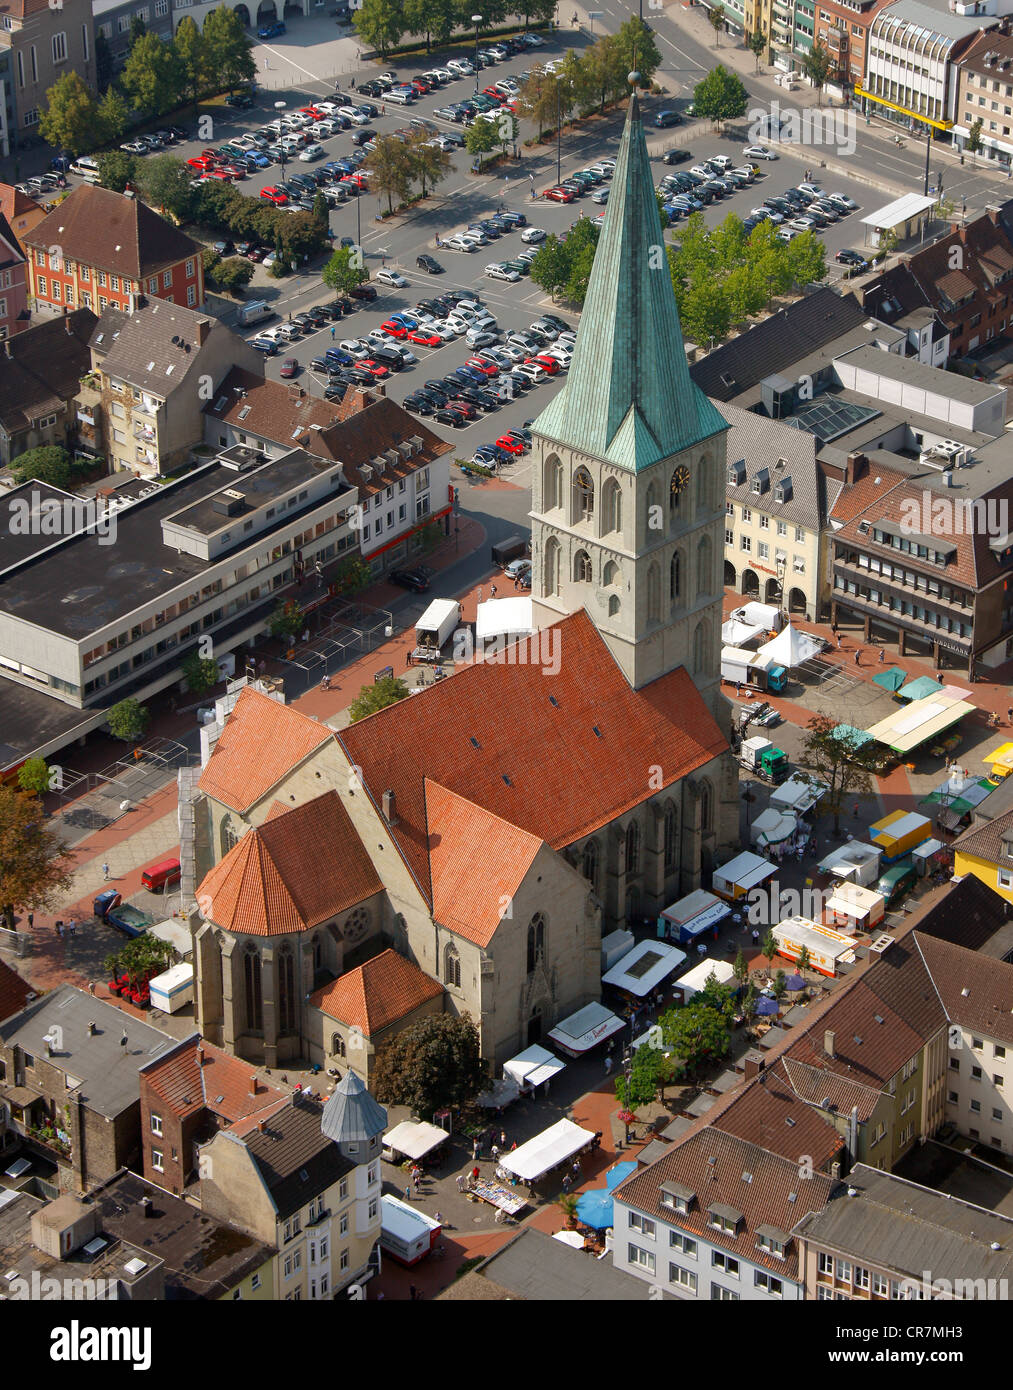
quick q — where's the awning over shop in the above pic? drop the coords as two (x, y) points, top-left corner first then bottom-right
(503, 1045), (566, 1090)
(658, 890), (731, 943)
(897, 675), (941, 701)
(872, 665), (907, 693)
(712, 851), (778, 899)
(770, 774), (828, 815)
(602, 940), (687, 996)
(751, 808), (798, 848)
(498, 1118), (596, 1183)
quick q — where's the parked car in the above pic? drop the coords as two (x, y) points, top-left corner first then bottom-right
(416, 253), (444, 274)
(390, 567), (431, 591)
(375, 267), (408, 286)
(743, 144), (778, 160)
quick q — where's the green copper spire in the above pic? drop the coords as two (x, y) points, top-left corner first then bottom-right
(533, 91), (729, 472)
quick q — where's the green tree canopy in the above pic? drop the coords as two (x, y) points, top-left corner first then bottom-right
(0, 786), (75, 929)
(136, 154), (197, 222)
(615, 1043), (677, 1109)
(614, 14), (662, 86)
(660, 992), (734, 1078)
(465, 118), (500, 161)
(802, 38), (833, 104)
(798, 713), (878, 831)
(96, 149), (138, 194)
(350, 675), (411, 722)
(408, 130), (452, 196)
(10, 446), (73, 488)
(38, 72), (99, 157)
(268, 599), (306, 638)
(96, 86), (130, 146)
(181, 652), (220, 695)
(212, 255), (255, 293)
(529, 218), (600, 306)
(104, 933), (176, 985)
(107, 698), (151, 741)
(322, 244), (368, 296)
(691, 64), (748, 123)
(201, 4), (256, 95)
(748, 30), (767, 71)
(353, 0), (406, 58)
(173, 15), (208, 117)
(17, 757), (52, 796)
(364, 134), (415, 214)
(372, 1013), (487, 1119)
(122, 31), (183, 116)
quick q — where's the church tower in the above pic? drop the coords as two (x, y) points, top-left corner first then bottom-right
(529, 89), (731, 721)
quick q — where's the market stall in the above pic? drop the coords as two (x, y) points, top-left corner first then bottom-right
(602, 940), (687, 996)
(865, 689), (976, 758)
(772, 916), (857, 977)
(823, 882), (885, 933)
(657, 889), (731, 944)
(868, 810), (932, 862)
(502, 1044), (567, 1093)
(912, 837), (949, 877)
(755, 622), (824, 670)
(498, 1118), (596, 1184)
(382, 1120), (449, 1165)
(602, 928), (635, 971)
(471, 1178), (528, 1215)
(920, 770), (996, 832)
(380, 1195), (442, 1266)
(546, 1002), (625, 1058)
(672, 958), (736, 1003)
(475, 596), (535, 644)
(711, 851), (778, 902)
(722, 617), (766, 649)
(896, 674), (943, 702)
(817, 842), (881, 887)
(984, 742), (1013, 784)
(475, 1075), (522, 1110)
(750, 808), (798, 849)
(872, 665), (908, 694)
(769, 773), (828, 816)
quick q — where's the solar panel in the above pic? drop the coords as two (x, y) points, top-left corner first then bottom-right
(784, 395), (881, 445)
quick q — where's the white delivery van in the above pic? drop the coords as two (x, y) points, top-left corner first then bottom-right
(148, 962), (194, 1014)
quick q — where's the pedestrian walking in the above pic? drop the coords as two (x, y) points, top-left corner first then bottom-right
(854, 648), (861, 666)
(562, 1174), (571, 1194)
(102, 862), (110, 880)
(406, 650), (412, 668)
(491, 1144), (500, 1160)
(836, 632), (842, 649)
(500, 1129), (507, 1148)
(405, 1185), (411, 1201)
(853, 802), (860, 818)
(26, 913), (33, 930)
(1008, 705), (1013, 726)
(751, 928), (760, 946)
(56, 922), (63, 939)
(456, 1173), (466, 1192)
(69, 919), (77, 937)
(477, 587), (483, 603)
(330, 326), (335, 339)
(88, 981), (96, 995)
(491, 584), (497, 598)
(412, 1172), (420, 1191)
(604, 1054), (613, 1075)
(878, 648), (885, 663)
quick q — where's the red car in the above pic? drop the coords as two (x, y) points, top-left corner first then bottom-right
(299, 105), (322, 119)
(466, 356), (498, 376)
(360, 358), (390, 378)
(279, 357), (299, 378)
(342, 171), (369, 188)
(260, 186), (288, 203)
(187, 155), (216, 170)
(532, 354), (561, 375)
(407, 329), (441, 347)
(543, 186), (575, 202)
(495, 434), (525, 454)
(380, 319), (408, 338)
(447, 399), (478, 420)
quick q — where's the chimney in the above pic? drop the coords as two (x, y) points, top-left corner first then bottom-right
(989, 208), (1000, 226)
(3, 339), (11, 359)
(140, 1197), (153, 1219)
(257, 1119), (267, 1134)
(197, 1044), (205, 1066)
(845, 451), (867, 486)
(382, 788), (398, 825)
(958, 224), (968, 245)
(743, 1052), (765, 1080)
(64, 313), (73, 333)
(824, 1029), (836, 1059)
(87, 1021), (96, 1036)
(249, 1075), (259, 1097)
(195, 317), (211, 348)
(950, 221), (961, 237)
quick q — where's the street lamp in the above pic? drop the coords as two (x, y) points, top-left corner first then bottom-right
(472, 14), (483, 93)
(554, 75), (562, 186)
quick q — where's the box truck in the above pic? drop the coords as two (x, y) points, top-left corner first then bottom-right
(738, 736), (789, 782)
(491, 535), (528, 567)
(721, 646), (787, 693)
(236, 300), (273, 327)
(415, 598), (459, 653)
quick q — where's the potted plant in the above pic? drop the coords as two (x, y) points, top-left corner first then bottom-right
(558, 1193), (579, 1229)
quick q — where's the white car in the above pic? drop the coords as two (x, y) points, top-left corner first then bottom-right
(460, 229), (488, 246)
(520, 226), (547, 244)
(313, 100), (338, 114)
(418, 316), (457, 340)
(447, 58), (474, 76)
(375, 268), (408, 286)
(444, 234), (476, 252)
(339, 338), (370, 359)
(367, 328), (395, 346)
(777, 226), (799, 242)
(743, 144), (778, 160)
(827, 191), (858, 211)
(730, 166), (756, 183)
(444, 314), (470, 334)
(496, 342), (527, 362)
(798, 182), (824, 199)
(514, 361), (547, 383)
(299, 143), (324, 161)
(708, 154), (732, 170)
(389, 343), (417, 363)
(545, 346), (572, 366)
(486, 263), (520, 282)
(339, 106), (369, 125)
(431, 67), (454, 82)
(788, 217), (816, 233)
(690, 165), (713, 180)
(467, 328), (499, 348)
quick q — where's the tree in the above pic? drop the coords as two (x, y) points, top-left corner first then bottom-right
(180, 652), (220, 695)
(797, 713), (878, 832)
(122, 31), (183, 117)
(312, 191), (330, 231)
(268, 598), (305, 638)
(17, 757), (52, 796)
(372, 1013), (487, 1119)
(201, 5), (256, 97)
(274, 210), (328, 263)
(137, 154), (196, 222)
(129, 11), (147, 42)
(783, 226), (827, 289)
(353, 0), (406, 59)
(0, 787), (75, 929)
(96, 32), (114, 93)
(403, 0), (456, 49)
(104, 933), (176, 987)
(748, 29), (767, 72)
(660, 993), (734, 1077)
(96, 86), (130, 146)
(173, 15), (207, 120)
(761, 929), (777, 971)
(10, 446), (72, 488)
(709, 3), (725, 46)
(733, 947), (749, 992)
(772, 969), (787, 1007)
(515, 0), (556, 29)
(107, 697), (150, 741)
(364, 134), (414, 214)
(516, 66), (564, 139)
(586, 33), (630, 113)
(802, 38), (833, 106)
(692, 64), (748, 124)
(39, 72), (99, 158)
(96, 150), (138, 194)
(614, 14), (662, 87)
(614, 1045), (676, 1109)
(529, 220), (600, 306)
(465, 118), (499, 166)
(679, 276), (732, 346)
(322, 244), (368, 297)
(333, 553), (371, 594)
(967, 118), (984, 165)
(349, 675), (411, 722)
(212, 255), (255, 293)
(407, 130), (452, 197)
(797, 944), (811, 977)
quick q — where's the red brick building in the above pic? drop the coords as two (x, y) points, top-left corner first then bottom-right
(23, 184), (203, 317)
(813, 0), (895, 98)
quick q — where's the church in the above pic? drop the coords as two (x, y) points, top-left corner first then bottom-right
(187, 92), (739, 1078)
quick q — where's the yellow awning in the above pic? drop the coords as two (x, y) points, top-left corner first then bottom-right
(866, 695), (975, 754)
(854, 86), (953, 132)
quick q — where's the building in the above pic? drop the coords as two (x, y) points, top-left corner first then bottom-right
(953, 28), (1013, 167)
(861, 207), (1013, 362)
(93, 0), (174, 75)
(440, 1226), (664, 1300)
(952, 811), (1013, 911)
(24, 184), (204, 318)
(0, 211), (27, 339)
(720, 402), (828, 620)
(770, 0), (815, 73)
(0, 0), (96, 158)
(0, 307), (95, 466)
(529, 91), (734, 725)
(0, 182), (46, 255)
(812, 0), (896, 99)
(860, 0), (996, 133)
(611, 1128), (838, 1300)
(794, 1162), (1013, 1299)
(0, 986), (176, 1193)
(89, 300), (263, 477)
(137, 1034), (288, 1195)
(203, 368), (454, 577)
(198, 1077), (386, 1300)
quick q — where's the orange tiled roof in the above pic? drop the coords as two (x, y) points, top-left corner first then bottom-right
(142, 1037), (286, 1122)
(309, 948), (443, 1035)
(197, 687), (334, 813)
(0, 183), (43, 227)
(196, 790), (383, 937)
(426, 781), (543, 947)
(827, 465), (906, 525)
(340, 610), (728, 904)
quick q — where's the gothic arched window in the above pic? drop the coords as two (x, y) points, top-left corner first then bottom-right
(574, 549), (592, 583)
(602, 478), (622, 534)
(244, 946), (262, 1033)
(544, 536), (561, 597)
(697, 534), (712, 596)
(664, 803), (679, 871)
(700, 780), (714, 833)
(582, 839), (599, 892)
(608, 594), (620, 617)
(545, 454), (564, 511)
(331, 1033), (346, 1058)
(574, 467), (594, 524)
(603, 559), (620, 587)
(278, 946), (296, 1034)
(444, 943), (461, 989)
(692, 619), (708, 675)
(626, 821), (640, 874)
(220, 816), (240, 858)
(647, 563), (661, 622)
(526, 912), (546, 974)
(670, 551), (682, 603)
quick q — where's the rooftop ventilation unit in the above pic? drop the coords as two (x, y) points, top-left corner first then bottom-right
(211, 489), (245, 517)
(869, 933), (895, 954)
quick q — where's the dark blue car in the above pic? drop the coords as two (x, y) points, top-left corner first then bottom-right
(325, 348), (355, 366)
(455, 365), (486, 384)
(257, 20), (286, 38)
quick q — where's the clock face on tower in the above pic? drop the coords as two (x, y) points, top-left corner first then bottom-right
(670, 465), (690, 495)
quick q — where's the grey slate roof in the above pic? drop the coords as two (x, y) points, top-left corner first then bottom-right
(242, 1095), (355, 1220)
(721, 400), (823, 531)
(472, 1226), (670, 1299)
(90, 299), (219, 397)
(533, 92), (729, 471)
(793, 1163), (1013, 1286)
(320, 1068), (387, 1145)
(0, 308), (96, 435)
(0, 985), (174, 1118)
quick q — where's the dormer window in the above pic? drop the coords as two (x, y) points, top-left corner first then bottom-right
(661, 1182), (696, 1214)
(756, 1226), (789, 1259)
(707, 1203), (743, 1236)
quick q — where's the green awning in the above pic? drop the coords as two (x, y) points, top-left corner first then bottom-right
(898, 675), (941, 701)
(872, 666), (907, 692)
(830, 724), (873, 751)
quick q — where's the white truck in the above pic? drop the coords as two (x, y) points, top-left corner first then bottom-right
(730, 601), (785, 634)
(721, 646), (788, 693)
(415, 598), (459, 654)
(236, 299), (273, 327)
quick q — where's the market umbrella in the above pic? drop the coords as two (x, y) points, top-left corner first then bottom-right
(605, 1161), (637, 1191)
(785, 974), (805, 992)
(575, 1187), (614, 1229)
(755, 995), (779, 1016)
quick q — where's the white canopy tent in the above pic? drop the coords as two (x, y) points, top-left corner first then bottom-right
(750, 808), (797, 848)
(498, 1118), (596, 1183)
(601, 940), (687, 996)
(382, 1120), (449, 1162)
(503, 1044), (566, 1091)
(475, 1075), (522, 1109)
(722, 618), (766, 648)
(770, 773), (828, 815)
(756, 623), (823, 670)
(547, 1002), (625, 1057)
(475, 597), (535, 644)
(712, 851), (778, 901)
(675, 958), (736, 1000)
